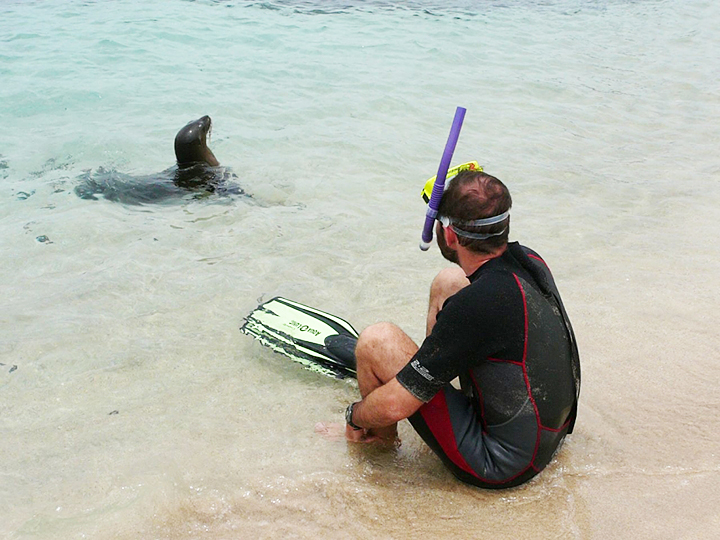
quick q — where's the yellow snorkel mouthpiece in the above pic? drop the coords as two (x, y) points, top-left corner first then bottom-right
(421, 161), (482, 203)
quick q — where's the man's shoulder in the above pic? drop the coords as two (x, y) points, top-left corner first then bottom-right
(517, 243), (547, 264)
(454, 266), (523, 306)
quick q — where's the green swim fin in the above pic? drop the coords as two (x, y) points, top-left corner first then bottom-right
(240, 296), (358, 379)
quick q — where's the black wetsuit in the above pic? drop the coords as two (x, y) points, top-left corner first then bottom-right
(396, 242), (580, 489)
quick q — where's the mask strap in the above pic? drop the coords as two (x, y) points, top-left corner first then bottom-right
(452, 210), (510, 227)
(450, 226), (507, 240)
(438, 211), (510, 240)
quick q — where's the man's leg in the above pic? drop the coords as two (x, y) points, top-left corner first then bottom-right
(426, 267), (469, 336)
(353, 322), (418, 440)
(353, 266), (469, 440)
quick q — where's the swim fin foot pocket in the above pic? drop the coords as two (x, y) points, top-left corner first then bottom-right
(324, 335), (358, 370)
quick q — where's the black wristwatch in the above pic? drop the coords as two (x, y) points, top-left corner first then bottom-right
(345, 402), (363, 430)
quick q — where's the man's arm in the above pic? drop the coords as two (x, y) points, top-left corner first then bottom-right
(350, 377), (424, 429)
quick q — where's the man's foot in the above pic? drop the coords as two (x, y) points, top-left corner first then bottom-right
(314, 422), (399, 445)
(314, 422), (347, 441)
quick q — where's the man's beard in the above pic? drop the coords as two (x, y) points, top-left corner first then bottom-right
(436, 222), (459, 264)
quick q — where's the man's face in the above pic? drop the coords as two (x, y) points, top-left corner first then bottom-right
(436, 222), (459, 264)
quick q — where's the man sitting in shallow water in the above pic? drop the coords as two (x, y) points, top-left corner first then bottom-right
(321, 170), (580, 489)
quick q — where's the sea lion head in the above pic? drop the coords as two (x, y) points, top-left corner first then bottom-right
(174, 115), (220, 168)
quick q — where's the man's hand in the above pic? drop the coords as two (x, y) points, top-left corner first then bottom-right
(345, 424), (383, 443)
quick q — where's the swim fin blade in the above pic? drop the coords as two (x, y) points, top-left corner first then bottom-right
(240, 296), (358, 379)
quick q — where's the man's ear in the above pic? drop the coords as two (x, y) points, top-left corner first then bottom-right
(443, 225), (459, 249)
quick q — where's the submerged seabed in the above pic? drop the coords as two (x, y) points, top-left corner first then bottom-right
(1, 0), (720, 538)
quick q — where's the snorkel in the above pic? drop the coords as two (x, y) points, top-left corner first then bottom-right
(420, 106), (467, 251)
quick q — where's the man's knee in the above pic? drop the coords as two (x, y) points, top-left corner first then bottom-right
(356, 322), (418, 380)
(426, 268), (469, 335)
(430, 267), (469, 303)
(356, 322), (404, 355)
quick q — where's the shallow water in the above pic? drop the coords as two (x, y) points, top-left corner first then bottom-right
(2, 0), (719, 538)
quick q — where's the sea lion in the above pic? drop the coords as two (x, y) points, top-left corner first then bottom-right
(75, 115), (242, 204)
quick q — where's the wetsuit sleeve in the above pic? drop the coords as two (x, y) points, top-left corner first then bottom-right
(396, 272), (522, 402)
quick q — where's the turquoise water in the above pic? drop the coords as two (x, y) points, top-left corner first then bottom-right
(2, 1), (720, 538)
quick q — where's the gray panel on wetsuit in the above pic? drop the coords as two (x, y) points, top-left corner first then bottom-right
(519, 275), (576, 430)
(444, 386), (538, 482)
(472, 359), (530, 426)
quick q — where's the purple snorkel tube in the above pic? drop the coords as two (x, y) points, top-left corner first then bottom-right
(420, 106), (467, 251)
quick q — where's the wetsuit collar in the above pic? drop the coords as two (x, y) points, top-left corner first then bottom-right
(465, 242), (518, 283)
(467, 242), (517, 283)
(467, 242), (554, 299)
